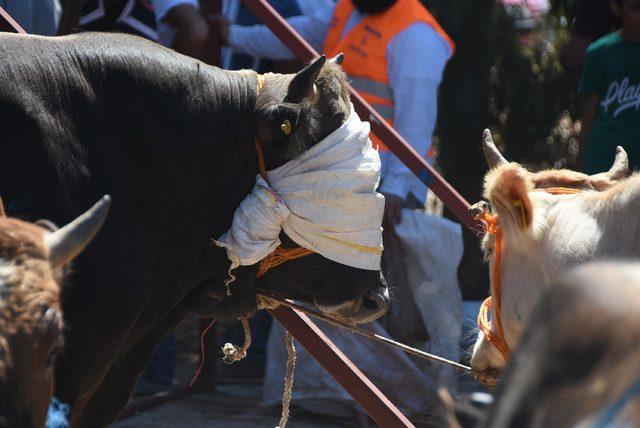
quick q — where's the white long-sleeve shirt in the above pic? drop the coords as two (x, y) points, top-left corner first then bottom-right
(228, 2), (451, 202)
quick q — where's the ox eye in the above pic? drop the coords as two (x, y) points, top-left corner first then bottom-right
(280, 120), (292, 136)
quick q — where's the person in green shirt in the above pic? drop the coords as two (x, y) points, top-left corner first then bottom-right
(579, 0), (640, 174)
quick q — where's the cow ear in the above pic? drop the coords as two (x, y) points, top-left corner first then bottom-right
(0, 196), (5, 217)
(484, 164), (533, 231)
(287, 55), (326, 103)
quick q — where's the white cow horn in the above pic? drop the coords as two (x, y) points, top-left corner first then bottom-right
(605, 146), (628, 180)
(45, 195), (111, 267)
(482, 129), (507, 169)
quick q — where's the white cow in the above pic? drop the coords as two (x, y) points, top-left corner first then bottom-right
(483, 261), (640, 428)
(470, 130), (640, 385)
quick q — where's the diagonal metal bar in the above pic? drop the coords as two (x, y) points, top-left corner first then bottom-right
(240, 0), (482, 235)
(269, 306), (415, 427)
(0, 6), (26, 33)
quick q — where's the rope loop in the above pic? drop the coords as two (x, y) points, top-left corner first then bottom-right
(221, 318), (252, 365)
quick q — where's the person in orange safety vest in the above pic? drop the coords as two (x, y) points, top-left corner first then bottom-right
(214, 0), (455, 230)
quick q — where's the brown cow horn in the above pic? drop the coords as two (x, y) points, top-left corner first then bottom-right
(605, 146), (628, 180)
(45, 195), (111, 267)
(482, 129), (507, 169)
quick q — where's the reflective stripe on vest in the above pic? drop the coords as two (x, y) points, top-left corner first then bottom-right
(349, 76), (393, 102)
(349, 76), (394, 121)
(324, 0), (455, 152)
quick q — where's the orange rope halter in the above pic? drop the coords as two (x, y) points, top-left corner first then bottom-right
(477, 211), (511, 362)
(253, 74), (315, 277)
(257, 246), (315, 277)
(477, 186), (583, 362)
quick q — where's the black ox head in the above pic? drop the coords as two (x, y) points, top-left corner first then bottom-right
(191, 55), (389, 324)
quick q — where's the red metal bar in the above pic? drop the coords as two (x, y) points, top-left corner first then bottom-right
(269, 306), (415, 427)
(0, 6), (26, 33)
(240, 0), (482, 235)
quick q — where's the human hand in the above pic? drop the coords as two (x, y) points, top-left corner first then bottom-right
(208, 14), (230, 46)
(382, 193), (404, 231)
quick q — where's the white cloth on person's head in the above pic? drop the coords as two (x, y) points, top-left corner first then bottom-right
(214, 104), (384, 271)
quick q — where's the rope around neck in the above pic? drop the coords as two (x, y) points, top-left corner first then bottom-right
(477, 186), (584, 363)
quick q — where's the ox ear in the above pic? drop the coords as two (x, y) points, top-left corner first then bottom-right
(45, 196), (111, 267)
(0, 196), (5, 218)
(485, 164), (533, 231)
(287, 55), (326, 103)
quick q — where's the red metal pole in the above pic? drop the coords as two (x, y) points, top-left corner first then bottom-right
(0, 6), (26, 33)
(269, 306), (415, 427)
(239, 0), (482, 235)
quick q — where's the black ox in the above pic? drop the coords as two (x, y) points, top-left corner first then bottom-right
(0, 32), (389, 427)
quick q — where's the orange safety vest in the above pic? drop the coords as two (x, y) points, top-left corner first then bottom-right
(323, 0), (455, 152)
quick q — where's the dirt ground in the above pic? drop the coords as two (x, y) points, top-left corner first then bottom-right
(111, 314), (487, 427)
(113, 386), (348, 428)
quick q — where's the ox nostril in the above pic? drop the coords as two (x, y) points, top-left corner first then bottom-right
(362, 292), (379, 311)
(362, 288), (389, 312)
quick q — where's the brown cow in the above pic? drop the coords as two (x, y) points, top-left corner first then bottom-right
(0, 196), (110, 428)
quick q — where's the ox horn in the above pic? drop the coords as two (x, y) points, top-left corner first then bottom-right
(45, 195), (111, 267)
(482, 129), (508, 169)
(329, 53), (344, 65)
(605, 146), (628, 180)
(287, 55), (326, 103)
